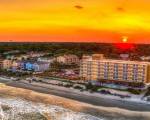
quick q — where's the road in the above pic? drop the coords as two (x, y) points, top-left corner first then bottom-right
(1, 79), (150, 112)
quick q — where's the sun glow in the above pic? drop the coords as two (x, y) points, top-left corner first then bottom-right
(122, 36), (128, 43)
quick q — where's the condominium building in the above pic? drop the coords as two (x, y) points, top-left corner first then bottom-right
(80, 54), (150, 84)
(56, 54), (79, 64)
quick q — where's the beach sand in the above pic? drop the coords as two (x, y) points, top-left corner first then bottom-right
(0, 84), (149, 120)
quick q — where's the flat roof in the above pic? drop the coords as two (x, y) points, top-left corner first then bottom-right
(83, 59), (150, 65)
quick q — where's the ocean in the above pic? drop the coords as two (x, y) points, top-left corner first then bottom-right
(0, 97), (103, 120)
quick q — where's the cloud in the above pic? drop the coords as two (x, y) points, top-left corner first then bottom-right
(74, 5), (83, 10)
(116, 7), (125, 12)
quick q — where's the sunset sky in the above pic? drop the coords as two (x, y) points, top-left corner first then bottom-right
(0, 0), (150, 43)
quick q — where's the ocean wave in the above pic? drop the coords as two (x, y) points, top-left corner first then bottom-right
(0, 97), (104, 120)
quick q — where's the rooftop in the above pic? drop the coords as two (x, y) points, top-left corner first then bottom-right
(83, 59), (150, 65)
(58, 54), (78, 58)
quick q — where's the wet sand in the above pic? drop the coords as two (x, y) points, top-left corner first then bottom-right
(0, 84), (150, 120)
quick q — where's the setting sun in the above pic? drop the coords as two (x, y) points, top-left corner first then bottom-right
(122, 36), (128, 43)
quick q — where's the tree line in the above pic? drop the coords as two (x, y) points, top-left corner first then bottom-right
(0, 42), (150, 60)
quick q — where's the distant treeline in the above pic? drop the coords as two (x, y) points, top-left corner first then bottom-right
(0, 42), (150, 59)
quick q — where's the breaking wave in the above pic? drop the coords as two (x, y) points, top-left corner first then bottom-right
(0, 97), (104, 120)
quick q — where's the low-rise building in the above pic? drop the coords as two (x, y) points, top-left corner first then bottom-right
(12, 60), (22, 70)
(0, 59), (4, 68)
(37, 57), (56, 63)
(19, 54), (30, 60)
(0, 59), (12, 69)
(140, 56), (150, 61)
(80, 54), (150, 84)
(56, 54), (79, 64)
(82, 54), (104, 61)
(21, 61), (50, 72)
(11, 60), (50, 72)
(7, 54), (30, 60)
(27, 52), (49, 58)
(33, 62), (50, 72)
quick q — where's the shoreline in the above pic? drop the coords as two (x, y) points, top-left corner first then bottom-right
(0, 84), (150, 120)
(3, 79), (150, 112)
(1, 76), (150, 111)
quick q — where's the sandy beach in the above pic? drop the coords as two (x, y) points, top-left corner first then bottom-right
(0, 83), (150, 120)
(5, 80), (150, 111)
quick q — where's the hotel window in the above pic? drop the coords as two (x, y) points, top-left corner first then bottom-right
(142, 76), (145, 81)
(132, 72), (138, 81)
(114, 63), (118, 72)
(123, 76), (128, 80)
(113, 64), (118, 80)
(122, 64), (127, 79)
(123, 64), (128, 68)
(142, 68), (145, 73)
(104, 64), (108, 79)
(104, 63), (108, 74)
(133, 64), (138, 75)
(98, 62), (100, 74)
(113, 73), (118, 80)
(104, 74), (108, 79)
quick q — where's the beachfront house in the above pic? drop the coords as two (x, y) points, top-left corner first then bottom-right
(23, 61), (50, 72)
